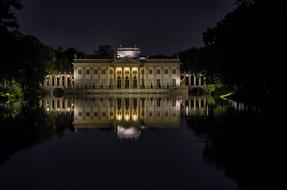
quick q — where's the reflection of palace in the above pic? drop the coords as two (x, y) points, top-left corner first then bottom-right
(73, 96), (181, 128)
(183, 96), (209, 117)
(40, 95), (209, 138)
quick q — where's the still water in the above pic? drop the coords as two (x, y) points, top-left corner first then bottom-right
(0, 95), (276, 189)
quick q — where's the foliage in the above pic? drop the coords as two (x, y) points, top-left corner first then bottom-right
(94, 45), (114, 58)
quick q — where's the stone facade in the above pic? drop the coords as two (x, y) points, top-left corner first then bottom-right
(72, 58), (181, 89)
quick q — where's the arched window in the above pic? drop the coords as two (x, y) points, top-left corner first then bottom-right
(125, 76), (129, 88)
(133, 76), (137, 88)
(117, 76), (121, 88)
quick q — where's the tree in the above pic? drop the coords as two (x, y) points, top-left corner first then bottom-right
(94, 45), (114, 58)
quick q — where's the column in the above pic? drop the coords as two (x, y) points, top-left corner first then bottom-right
(199, 76), (202, 86)
(193, 75), (196, 87)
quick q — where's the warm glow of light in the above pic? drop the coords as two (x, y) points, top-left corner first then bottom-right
(117, 113), (122, 121)
(132, 113), (138, 121)
(124, 113), (130, 121)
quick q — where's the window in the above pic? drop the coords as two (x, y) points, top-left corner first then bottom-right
(94, 112), (98, 117)
(94, 69), (98, 74)
(117, 77), (121, 88)
(125, 76), (129, 88)
(46, 77), (50, 86)
(157, 98), (161, 107)
(141, 70), (145, 74)
(102, 69), (106, 74)
(133, 70), (137, 74)
(78, 69), (82, 74)
(157, 79), (161, 88)
(165, 69), (168, 74)
(102, 112), (106, 116)
(133, 76), (137, 88)
(117, 70), (121, 74)
(172, 69), (176, 74)
(125, 70), (129, 75)
(78, 112), (82, 117)
(156, 69), (160, 74)
(172, 79), (176, 86)
(110, 69), (113, 75)
(149, 69), (153, 74)
(86, 112), (90, 117)
(86, 69), (90, 74)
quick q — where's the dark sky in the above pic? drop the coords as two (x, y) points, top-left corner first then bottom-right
(16, 0), (235, 55)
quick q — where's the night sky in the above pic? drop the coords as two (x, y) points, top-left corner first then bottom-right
(17, 0), (235, 55)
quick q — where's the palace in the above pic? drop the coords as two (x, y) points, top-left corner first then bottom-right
(73, 47), (181, 89)
(42, 46), (206, 94)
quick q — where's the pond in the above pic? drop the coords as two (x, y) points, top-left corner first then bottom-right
(0, 95), (277, 189)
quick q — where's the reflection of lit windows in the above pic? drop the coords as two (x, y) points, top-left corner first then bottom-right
(78, 112), (82, 117)
(172, 100), (176, 107)
(165, 111), (168, 116)
(157, 99), (161, 107)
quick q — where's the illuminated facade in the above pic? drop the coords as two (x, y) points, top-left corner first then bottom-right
(42, 47), (182, 91)
(73, 58), (181, 89)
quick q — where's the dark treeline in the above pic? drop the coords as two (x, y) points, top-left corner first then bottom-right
(0, 0), (84, 101)
(179, 0), (284, 102)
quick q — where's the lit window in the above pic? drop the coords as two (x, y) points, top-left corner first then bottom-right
(157, 69), (160, 74)
(78, 69), (82, 74)
(86, 69), (90, 74)
(94, 69), (98, 74)
(149, 69), (152, 74)
(165, 69), (168, 74)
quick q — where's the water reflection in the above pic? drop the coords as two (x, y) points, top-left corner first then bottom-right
(1, 95), (274, 190)
(41, 95), (184, 139)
